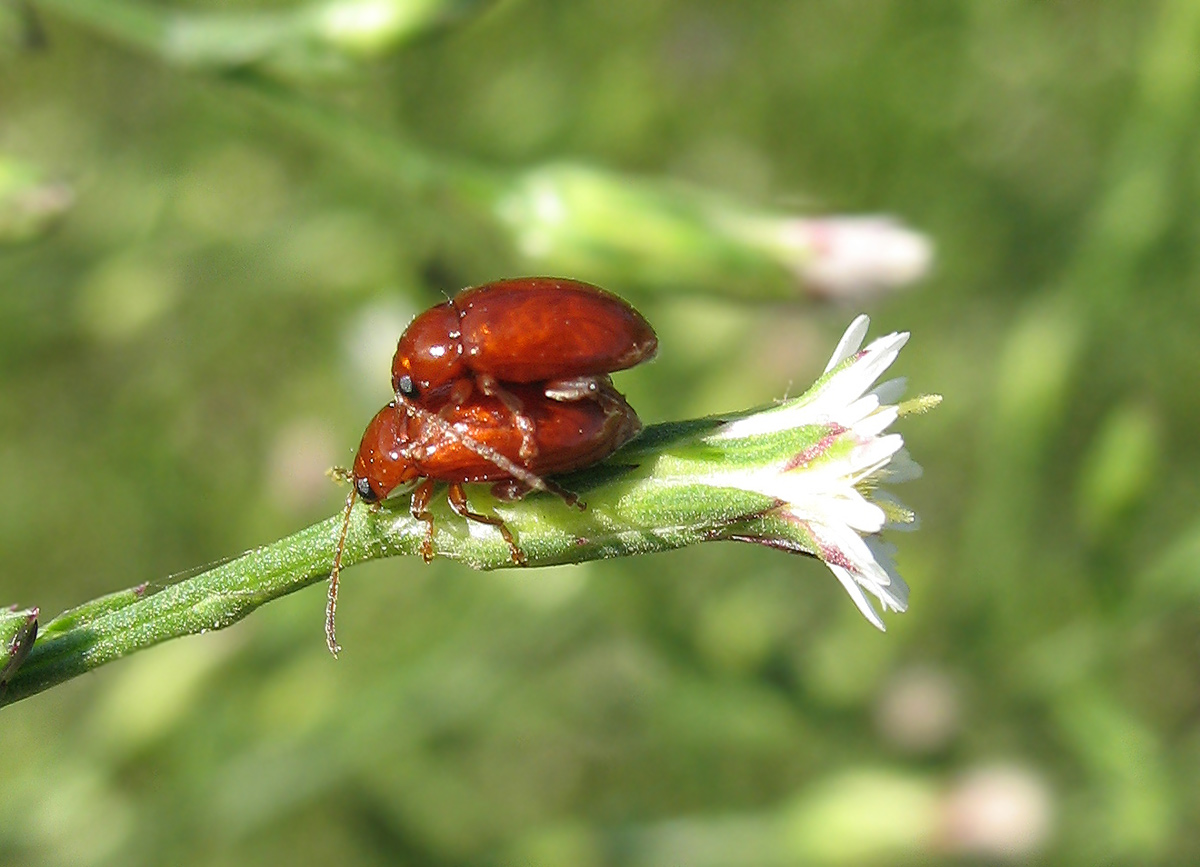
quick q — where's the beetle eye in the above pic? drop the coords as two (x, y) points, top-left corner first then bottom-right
(356, 476), (377, 502)
(397, 374), (418, 400)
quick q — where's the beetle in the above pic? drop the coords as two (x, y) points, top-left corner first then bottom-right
(391, 277), (657, 460)
(325, 379), (642, 656)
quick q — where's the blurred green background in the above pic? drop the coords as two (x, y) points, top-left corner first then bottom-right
(3, 0), (1200, 864)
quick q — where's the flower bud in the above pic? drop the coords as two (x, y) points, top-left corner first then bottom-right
(494, 163), (932, 299)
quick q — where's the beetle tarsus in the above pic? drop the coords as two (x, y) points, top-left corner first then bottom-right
(544, 478), (585, 511)
(447, 482), (527, 565)
(489, 477), (583, 512)
(411, 478), (437, 563)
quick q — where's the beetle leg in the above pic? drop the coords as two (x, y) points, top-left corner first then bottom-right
(447, 482), (527, 566)
(542, 375), (603, 402)
(410, 478), (437, 563)
(477, 373), (538, 463)
(489, 479), (528, 502)
(438, 378), (474, 416)
(491, 478), (586, 511)
(544, 375), (624, 417)
(546, 478), (586, 510)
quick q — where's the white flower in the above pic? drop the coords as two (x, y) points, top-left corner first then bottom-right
(709, 315), (933, 630)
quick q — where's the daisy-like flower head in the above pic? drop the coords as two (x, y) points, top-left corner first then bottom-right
(707, 315), (937, 630)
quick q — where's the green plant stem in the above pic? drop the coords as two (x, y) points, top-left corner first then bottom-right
(29, 0), (497, 68)
(1, 516), (347, 707)
(0, 417), (788, 708)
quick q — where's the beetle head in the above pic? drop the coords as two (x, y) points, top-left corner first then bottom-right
(392, 303), (465, 399)
(352, 402), (420, 502)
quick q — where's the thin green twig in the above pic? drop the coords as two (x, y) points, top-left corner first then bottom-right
(0, 417), (766, 707)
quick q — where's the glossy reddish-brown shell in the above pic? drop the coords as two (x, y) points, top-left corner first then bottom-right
(353, 381), (642, 501)
(392, 277), (657, 396)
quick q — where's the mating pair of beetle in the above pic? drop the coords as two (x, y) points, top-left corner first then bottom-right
(327, 277), (658, 654)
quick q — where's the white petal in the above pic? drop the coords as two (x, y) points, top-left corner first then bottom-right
(871, 376), (908, 405)
(824, 314), (870, 373)
(788, 492), (886, 535)
(814, 520), (890, 587)
(839, 394), (883, 429)
(855, 332), (910, 385)
(714, 397), (828, 439)
(828, 564), (886, 630)
(846, 434), (905, 483)
(811, 520), (911, 627)
(883, 448), (924, 483)
(866, 537), (910, 611)
(849, 404), (900, 440)
(816, 332), (909, 417)
(720, 327), (908, 441)
(875, 577), (909, 612)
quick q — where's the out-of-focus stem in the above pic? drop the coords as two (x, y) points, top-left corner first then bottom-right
(26, 0), (932, 300)
(30, 0), (499, 71)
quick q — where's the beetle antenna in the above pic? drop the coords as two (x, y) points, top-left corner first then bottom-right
(395, 396), (549, 493)
(326, 486), (356, 658)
